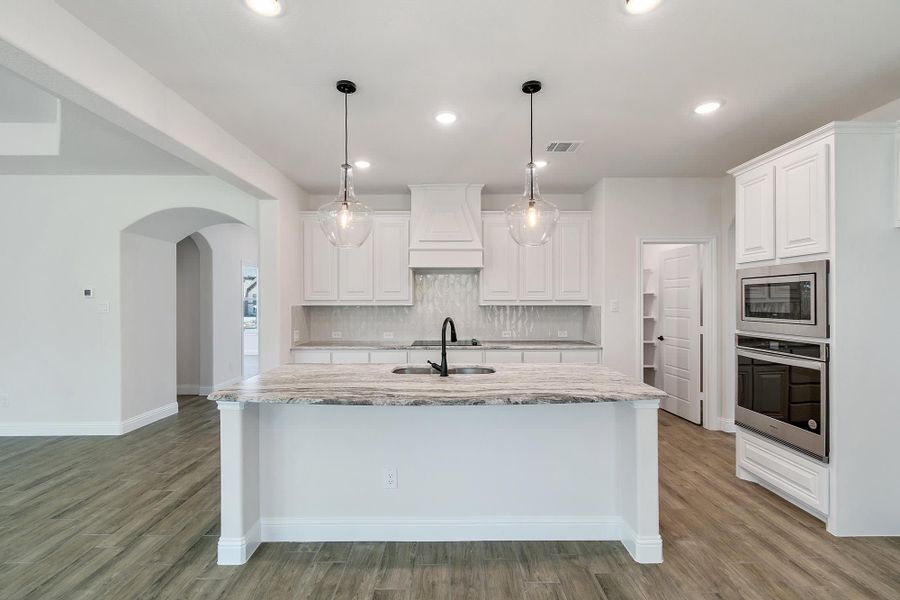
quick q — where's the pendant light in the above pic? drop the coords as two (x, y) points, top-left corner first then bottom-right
(317, 80), (373, 248)
(505, 80), (559, 246)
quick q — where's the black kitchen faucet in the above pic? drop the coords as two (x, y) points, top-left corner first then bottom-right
(428, 317), (457, 377)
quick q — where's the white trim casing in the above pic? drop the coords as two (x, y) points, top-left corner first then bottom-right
(217, 520), (261, 566)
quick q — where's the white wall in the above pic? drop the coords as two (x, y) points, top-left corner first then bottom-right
(197, 223), (259, 389)
(121, 232), (176, 422)
(304, 193), (587, 212)
(0, 175), (259, 434)
(854, 96), (900, 122)
(176, 236), (202, 393)
(588, 177), (731, 425)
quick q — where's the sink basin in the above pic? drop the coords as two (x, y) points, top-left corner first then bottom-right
(391, 366), (496, 375)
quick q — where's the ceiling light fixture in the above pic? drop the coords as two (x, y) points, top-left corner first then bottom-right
(317, 80), (373, 248)
(435, 112), (458, 125)
(244, 0), (283, 17)
(624, 0), (663, 14)
(694, 101), (723, 115)
(534, 160), (548, 168)
(354, 160), (371, 169)
(505, 81), (559, 247)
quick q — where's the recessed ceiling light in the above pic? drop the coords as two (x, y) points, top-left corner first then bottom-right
(244, 0), (283, 17)
(694, 101), (723, 115)
(435, 112), (458, 125)
(624, 0), (663, 15)
(354, 160), (371, 169)
(534, 160), (548, 168)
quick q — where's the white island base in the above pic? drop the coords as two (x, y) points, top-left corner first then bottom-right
(215, 400), (662, 566)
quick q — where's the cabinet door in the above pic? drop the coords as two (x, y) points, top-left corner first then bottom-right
(553, 215), (590, 302)
(481, 216), (518, 302)
(302, 217), (338, 301)
(735, 164), (776, 263)
(338, 234), (374, 302)
(775, 141), (830, 258)
(373, 216), (411, 302)
(519, 243), (553, 302)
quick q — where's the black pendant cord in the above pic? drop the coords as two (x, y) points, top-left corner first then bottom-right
(343, 91), (349, 204)
(529, 91), (535, 201)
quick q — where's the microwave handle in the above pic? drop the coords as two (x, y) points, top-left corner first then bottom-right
(737, 348), (825, 370)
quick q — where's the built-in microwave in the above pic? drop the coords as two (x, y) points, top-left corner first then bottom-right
(737, 260), (829, 339)
(736, 334), (828, 461)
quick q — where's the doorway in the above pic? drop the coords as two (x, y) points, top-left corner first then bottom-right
(639, 239), (718, 428)
(242, 264), (259, 378)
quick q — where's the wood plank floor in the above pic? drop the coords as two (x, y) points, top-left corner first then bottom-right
(1, 396), (898, 599)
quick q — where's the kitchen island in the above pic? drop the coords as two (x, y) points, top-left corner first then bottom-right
(209, 363), (667, 565)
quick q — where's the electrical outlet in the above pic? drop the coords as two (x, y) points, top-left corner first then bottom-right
(383, 332), (395, 340)
(0, 393), (8, 409)
(293, 329), (301, 342)
(610, 299), (620, 312)
(331, 331), (343, 339)
(97, 302), (110, 314)
(383, 467), (397, 489)
(557, 330), (568, 338)
(501, 331), (512, 338)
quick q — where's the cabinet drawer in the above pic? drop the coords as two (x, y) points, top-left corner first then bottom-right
(560, 350), (600, 364)
(369, 350), (408, 364)
(292, 351), (332, 364)
(331, 351), (370, 364)
(522, 351), (561, 364)
(737, 428), (829, 515)
(484, 350), (523, 363)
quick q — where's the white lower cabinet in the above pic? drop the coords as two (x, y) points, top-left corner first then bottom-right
(369, 350), (408, 364)
(330, 350), (370, 364)
(561, 350), (601, 364)
(736, 428), (829, 516)
(483, 350), (524, 363)
(292, 350), (332, 364)
(522, 351), (561, 364)
(408, 349), (484, 365)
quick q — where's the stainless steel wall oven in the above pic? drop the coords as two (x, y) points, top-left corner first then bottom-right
(736, 335), (828, 461)
(737, 260), (828, 338)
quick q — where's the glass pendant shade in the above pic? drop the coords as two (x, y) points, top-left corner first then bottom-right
(317, 164), (373, 248)
(505, 163), (559, 246)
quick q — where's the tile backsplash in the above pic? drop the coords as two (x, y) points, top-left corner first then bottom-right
(299, 273), (594, 342)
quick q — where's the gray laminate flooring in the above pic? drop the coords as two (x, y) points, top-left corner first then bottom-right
(1, 396), (898, 599)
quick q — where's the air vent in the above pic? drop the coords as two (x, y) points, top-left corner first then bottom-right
(546, 141), (582, 153)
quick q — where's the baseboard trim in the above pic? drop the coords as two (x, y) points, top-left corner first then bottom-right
(0, 421), (121, 436)
(620, 521), (663, 564)
(217, 520), (261, 565)
(177, 384), (200, 395)
(260, 516), (623, 543)
(120, 402), (179, 434)
(0, 401), (179, 437)
(720, 418), (736, 433)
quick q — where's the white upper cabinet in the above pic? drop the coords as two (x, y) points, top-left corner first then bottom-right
(302, 217), (338, 301)
(519, 239), (554, 302)
(553, 215), (590, 302)
(338, 235), (373, 302)
(480, 211), (592, 305)
(302, 213), (411, 305)
(735, 164), (776, 263)
(480, 215), (518, 302)
(775, 140), (830, 258)
(373, 216), (411, 302)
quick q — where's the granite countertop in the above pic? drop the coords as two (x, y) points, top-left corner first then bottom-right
(208, 364), (664, 406)
(291, 340), (601, 351)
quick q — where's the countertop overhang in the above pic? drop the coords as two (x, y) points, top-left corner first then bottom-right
(208, 364), (665, 406)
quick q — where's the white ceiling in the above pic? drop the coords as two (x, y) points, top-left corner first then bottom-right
(54, 0), (900, 193)
(0, 66), (201, 175)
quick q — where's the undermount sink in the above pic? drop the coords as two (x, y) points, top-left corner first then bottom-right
(392, 366), (496, 375)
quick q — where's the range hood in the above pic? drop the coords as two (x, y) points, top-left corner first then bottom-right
(409, 184), (484, 269)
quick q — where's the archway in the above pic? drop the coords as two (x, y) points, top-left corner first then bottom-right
(120, 207), (259, 430)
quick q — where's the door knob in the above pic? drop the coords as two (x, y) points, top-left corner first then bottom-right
(657, 336), (665, 341)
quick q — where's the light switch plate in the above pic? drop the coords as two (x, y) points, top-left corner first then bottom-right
(97, 302), (110, 314)
(557, 330), (568, 338)
(610, 299), (620, 312)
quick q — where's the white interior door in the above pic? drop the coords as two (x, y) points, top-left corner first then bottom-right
(659, 245), (701, 424)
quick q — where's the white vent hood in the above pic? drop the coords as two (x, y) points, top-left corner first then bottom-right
(409, 184), (484, 269)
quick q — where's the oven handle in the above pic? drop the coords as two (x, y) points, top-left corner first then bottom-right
(736, 348), (825, 370)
